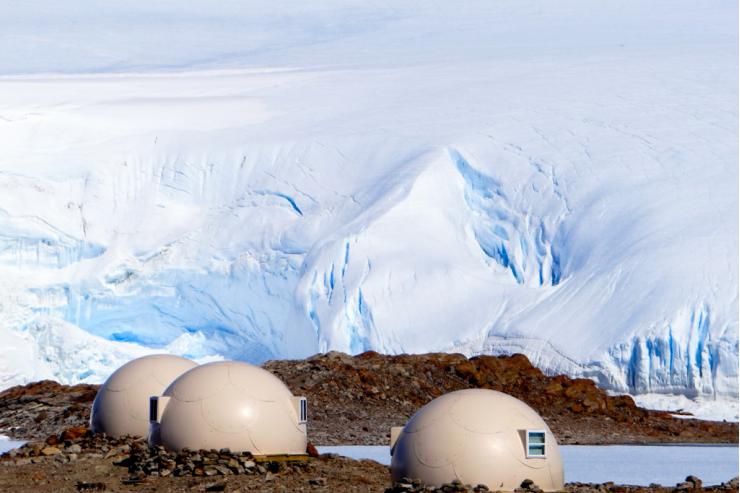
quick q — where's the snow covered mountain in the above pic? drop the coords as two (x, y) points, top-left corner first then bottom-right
(0, 0), (737, 419)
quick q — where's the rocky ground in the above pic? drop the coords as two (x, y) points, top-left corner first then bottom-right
(0, 428), (737, 493)
(0, 429), (387, 492)
(264, 351), (738, 445)
(0, 351), (737, 492)
(0, 380), (98, 441)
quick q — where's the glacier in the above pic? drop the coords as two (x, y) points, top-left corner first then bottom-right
(0, 0), (737, 420)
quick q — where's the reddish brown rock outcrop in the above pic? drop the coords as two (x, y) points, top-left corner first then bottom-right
(264, 351), (738, 445)
(0, 352), (736, 446)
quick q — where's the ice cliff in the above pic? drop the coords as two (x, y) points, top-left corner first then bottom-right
(0, 0), (736, 419)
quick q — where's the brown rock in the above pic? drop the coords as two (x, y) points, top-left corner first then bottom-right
(685, 475), (702, 488)
(306, 441), (319, 458)
(40, 446), (61, 456)
(61, 426), (88, 441)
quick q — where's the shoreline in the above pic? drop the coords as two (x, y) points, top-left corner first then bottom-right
(0, 436), (737, 493)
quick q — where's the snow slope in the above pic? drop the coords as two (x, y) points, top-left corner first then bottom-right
(0, 0), (737, 419)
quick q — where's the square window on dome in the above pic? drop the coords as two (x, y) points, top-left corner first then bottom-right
(526, 430), (546, 458)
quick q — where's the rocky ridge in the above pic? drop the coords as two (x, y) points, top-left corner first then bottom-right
(0, 380), (97, 441)
(263, 351), (739, 445)
(0, 352), (736, 446)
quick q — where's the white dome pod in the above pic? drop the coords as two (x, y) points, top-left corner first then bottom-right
(149, 361), (308, 455)
(90, 354), (197, 438)
(390, 389), (564, 491)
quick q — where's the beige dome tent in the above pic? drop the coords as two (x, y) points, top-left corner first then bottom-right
(149, 361), (307, 455)
(90, 354), (197, 438)
(390, 388), (564, 491)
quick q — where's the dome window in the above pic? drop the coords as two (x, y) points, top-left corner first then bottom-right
(149, 396), (158, 422)
(299, 397), (307, 423)
(526, 430), (546, 458)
